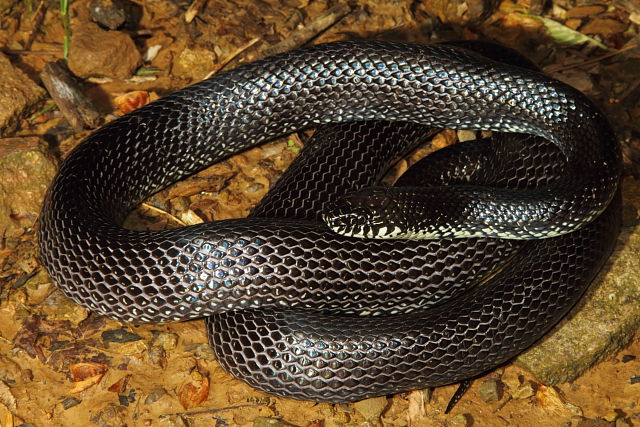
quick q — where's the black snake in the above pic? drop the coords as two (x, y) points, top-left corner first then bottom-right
(38, 41), (621, 402)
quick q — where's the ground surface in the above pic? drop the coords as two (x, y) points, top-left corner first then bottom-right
(1, 0), (640, 426)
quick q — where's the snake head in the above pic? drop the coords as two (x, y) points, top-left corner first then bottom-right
(323, 187), (406, 238)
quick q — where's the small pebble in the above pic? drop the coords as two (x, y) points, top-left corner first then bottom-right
(353, 396), (388, 421)
(629, 376), (640, 384)
(144, 387), (166, 405)
(621, 355), (636, 363)
(61, 397), (81, 409)
(616, 418), (632, 427)
(88, 0), (142, 29)
(478, 378), (503, 403)
(512, 382), (535, 399)
(447, 413), (470, 427)
(102, 328), (142, 344)
(153, 332), (178, 351)
(456, 130), (477, 142)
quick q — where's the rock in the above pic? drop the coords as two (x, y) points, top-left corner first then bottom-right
(68, 21), (141, 79)
(152, 332), (178, 350)
(511, 382), (535, 399)
(616, 418), (632, 427)
(0, 54), (46, 136)
(457, 130), (477, 142)
(90, 404), (126, 427)
(88, 0), (142, 30)
(144, 387), (166, 405)
(478, 378), (503, 403)
(173, 46), (218, 81)
(352, 396), (388, 421)
(447, 413), (471, 427)
(516, 177), (640, 384)
(102, 328), (143, 344)
(0, 137), (57, 241)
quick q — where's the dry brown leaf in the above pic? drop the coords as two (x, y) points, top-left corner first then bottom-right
(178, 373), (209, 409)
(107, 374), (131, 393)
(581, 18), (628, 36)
(566, 5), (606, 18)
(114, 91), (151, 114)
(69, 362), (108, 393)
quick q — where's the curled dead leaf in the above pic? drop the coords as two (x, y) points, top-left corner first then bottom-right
(69, 362), (108, 393)
(178, 373), (209, 409)
(107, 374), (132, 393)
(114, 91), (151, 114)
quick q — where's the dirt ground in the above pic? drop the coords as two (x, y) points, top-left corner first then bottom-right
(1, 0), (639, 426)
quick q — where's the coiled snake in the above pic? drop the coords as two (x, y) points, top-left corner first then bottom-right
(39, 41), (621, 401)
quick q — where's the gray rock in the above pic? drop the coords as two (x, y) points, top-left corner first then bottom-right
(88, 0), (142, 30)
(516, 176), (640, 384)
(0, 54), (46, 136)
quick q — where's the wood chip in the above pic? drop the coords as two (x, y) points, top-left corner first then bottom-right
(40, 61), (101, 131)
(580, 18), (628, 35)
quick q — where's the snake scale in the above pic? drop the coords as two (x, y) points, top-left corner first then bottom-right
(39, 41), (621, 401)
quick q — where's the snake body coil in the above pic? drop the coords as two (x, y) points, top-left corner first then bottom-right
(39, 41), (621, 401)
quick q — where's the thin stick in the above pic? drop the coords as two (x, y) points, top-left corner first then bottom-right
(204, 37), (261, 78)
(259, 3), (351, 59)
(544, 44), (637, 73)
(184, 0), (207, 23)
(161, 402), (265, 417)
(25, 0), (47, 50)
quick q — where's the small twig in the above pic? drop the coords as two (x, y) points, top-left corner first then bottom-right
(204, 37), (261, 78)
(492, 395), (513, 413)
(184, 0), (207, 23)
(203, 3), (350, 78)
(259, 3), (351, 59)
(2, 49), (62, 56)
(25, 0), (47, 50)
(544, 44), (637, 73)
(161, 403), (265, 418)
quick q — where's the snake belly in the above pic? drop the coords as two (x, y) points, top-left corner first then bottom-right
(38, 41), (621, 401)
